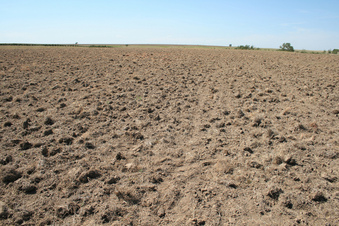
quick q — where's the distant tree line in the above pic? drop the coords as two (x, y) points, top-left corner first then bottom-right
(0, 43), (77, 47)
(235, 45), (257, 50)
(0, 43), (120, 48)
(88, 45), (113, 48)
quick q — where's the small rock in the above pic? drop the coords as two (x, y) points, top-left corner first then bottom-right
(332, 109), (339, 114)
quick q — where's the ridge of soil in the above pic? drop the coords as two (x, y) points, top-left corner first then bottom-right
(0, 47), (338, 225)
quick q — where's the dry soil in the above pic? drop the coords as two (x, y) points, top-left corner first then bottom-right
(0, 46), (338, 225)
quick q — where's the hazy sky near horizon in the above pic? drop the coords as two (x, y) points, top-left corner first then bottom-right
(1, 0), (338, 50)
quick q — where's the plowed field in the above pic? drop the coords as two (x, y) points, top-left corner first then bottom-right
(0, 46), (338, 225)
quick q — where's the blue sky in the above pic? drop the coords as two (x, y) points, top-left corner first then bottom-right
(1, 0), (338, 50)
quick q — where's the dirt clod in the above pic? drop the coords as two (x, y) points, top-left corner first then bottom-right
(244, 147), (253, 154)
(85, 142), (95, 149)
(43, 129), (53, 136)
(2, 168), (22, 184)
(79, 170), (101, 183)
(0, 155), (12, 165)
(59, 137), (73, 145)
(106, 176), (120, 184)
(19, 182), (37, 194)
(0, 202), (8, 219)
(267, 187), (284, 200)
(20, 141), (33, 150)
(44, 117), (54, 125)
(3, 122), (12, 127)
(311, 191), (327, 202)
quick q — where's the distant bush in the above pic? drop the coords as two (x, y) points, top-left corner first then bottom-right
(235, 45), (255, 50)
(330, 49), (339, 54)
(280, 43), (294, 52)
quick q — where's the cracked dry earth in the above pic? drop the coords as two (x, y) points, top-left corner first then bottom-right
(0, 46), (338, 225)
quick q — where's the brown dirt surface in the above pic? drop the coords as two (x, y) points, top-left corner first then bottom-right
(0, 46), (338, 225)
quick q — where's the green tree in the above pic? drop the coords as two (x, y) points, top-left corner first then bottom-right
(280, 43), (294, 52)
